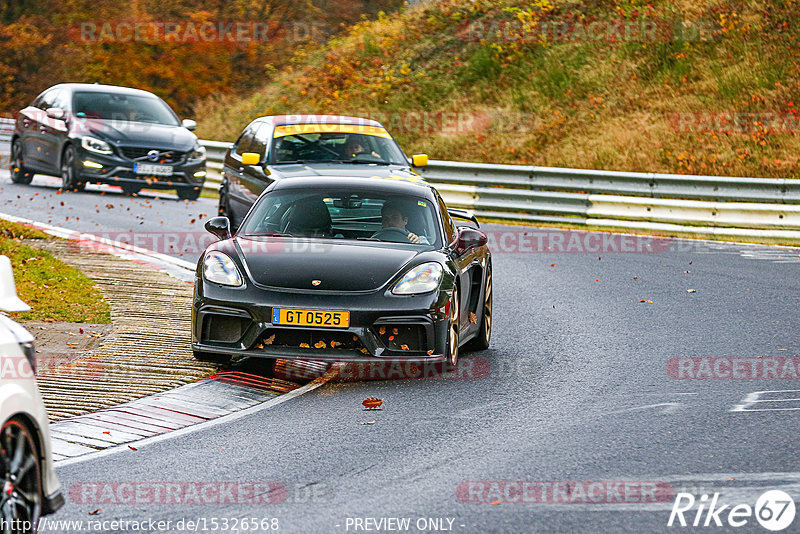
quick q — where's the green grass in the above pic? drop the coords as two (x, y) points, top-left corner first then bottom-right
(0, 219), (52, 240)
(0, 223), (110, 323)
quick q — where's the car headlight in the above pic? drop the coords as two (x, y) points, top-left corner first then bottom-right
(392, 262), (443, 295)
(192, 144), (207, 160)
(81, 136), (113, 155)
(203, 251), (243, 287)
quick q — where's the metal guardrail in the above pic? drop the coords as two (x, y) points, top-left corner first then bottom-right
(0, 117), (14, 153)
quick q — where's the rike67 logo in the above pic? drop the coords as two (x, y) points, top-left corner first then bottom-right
(668, 490), (796, 531)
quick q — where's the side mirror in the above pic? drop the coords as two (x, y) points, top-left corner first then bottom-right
(0, 256), (30, 312)
(454, 227), (487, 255)
(241, 152), (261, 166)
(46, 107), (65, 120)
(205, 216), (231, 241)
(411, 154), (428, 167)
(182, 119), (197, 131)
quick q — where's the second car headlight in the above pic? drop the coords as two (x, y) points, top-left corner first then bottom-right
(192, 144), (207, 160)
(392, 262), (443, 295)
(203, 251), (243, 287)
(81, 136), (113, 155)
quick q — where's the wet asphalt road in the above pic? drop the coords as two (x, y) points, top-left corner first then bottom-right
(3, 170), (800, 533)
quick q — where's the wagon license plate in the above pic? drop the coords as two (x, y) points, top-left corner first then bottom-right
(134, 163), (173, 176)
(272, 308), (350, 328)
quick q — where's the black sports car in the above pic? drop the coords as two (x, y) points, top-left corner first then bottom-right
(192, 176), (492, 366)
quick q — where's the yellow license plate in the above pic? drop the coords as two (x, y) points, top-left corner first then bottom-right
(272, 308), (350, 328)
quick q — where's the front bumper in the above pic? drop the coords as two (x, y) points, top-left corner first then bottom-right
(192, 279), (451, 363)
(75, 145), (206, 191)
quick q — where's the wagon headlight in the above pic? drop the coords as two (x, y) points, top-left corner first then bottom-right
(192, 144), (207, 160)
(203, 251), (243, 287)
(81, 136), (113, 155)
(392, 262), (443, 295)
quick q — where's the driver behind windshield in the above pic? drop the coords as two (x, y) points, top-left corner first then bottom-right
(344, 136), (380, 159)
(374, 200), (428, 244)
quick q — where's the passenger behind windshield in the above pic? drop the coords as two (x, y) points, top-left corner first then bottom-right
(269, 131), (407, 165)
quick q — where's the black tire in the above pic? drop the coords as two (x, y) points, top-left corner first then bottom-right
(446, 288), (460, 367)
(9, 139), (33, 185)
(193, 350), (231, 365)
(0, 417), (43, 534)
(177, 187), (201, 201)
(465, 262), (492, 352)
(60, 145), (85, 192)
(120, 183), (142, 195)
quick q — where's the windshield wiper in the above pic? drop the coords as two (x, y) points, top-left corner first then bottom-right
(244, 232), (291, 237)
(339, 159), (392, 165)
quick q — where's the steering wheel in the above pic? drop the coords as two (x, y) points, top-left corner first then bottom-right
(372, 227), (412, 243)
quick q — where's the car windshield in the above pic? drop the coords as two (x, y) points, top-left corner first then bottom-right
(241, 189), (441, 248)
(269, 126), (407, 165)
(72, 92), (180, 125)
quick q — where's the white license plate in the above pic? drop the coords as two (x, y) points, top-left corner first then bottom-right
(134, 163), (173, 176)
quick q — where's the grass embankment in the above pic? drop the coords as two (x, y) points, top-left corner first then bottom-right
(0, 220), (110, 323)
(196, 0), (800, 179)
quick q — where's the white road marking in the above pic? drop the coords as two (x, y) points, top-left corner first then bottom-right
(730, 390), (800, 412)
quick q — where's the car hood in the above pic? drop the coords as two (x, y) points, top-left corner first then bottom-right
(232, 238), (419, 291)
(268, 163), (421, 181)
(80, 119), (197, 151)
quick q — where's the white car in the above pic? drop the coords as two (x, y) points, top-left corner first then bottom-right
(0, 256), (63, 532)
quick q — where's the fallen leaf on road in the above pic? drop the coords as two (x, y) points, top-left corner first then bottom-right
(491, 501), (502, 505)
(102, 431), (110, 435)
(363, 397), (383, 409)
(89, 509), (101, 515)
(79, 328), (84, 334)
(128, 446), (137, 451)
(360, 420), (376, 425)
(728, 477), (735, 481)
(687, 289), (696, 293)
(549, 264), (556, 267)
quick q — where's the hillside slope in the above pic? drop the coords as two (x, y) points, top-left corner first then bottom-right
(196, 0), (800, 178)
